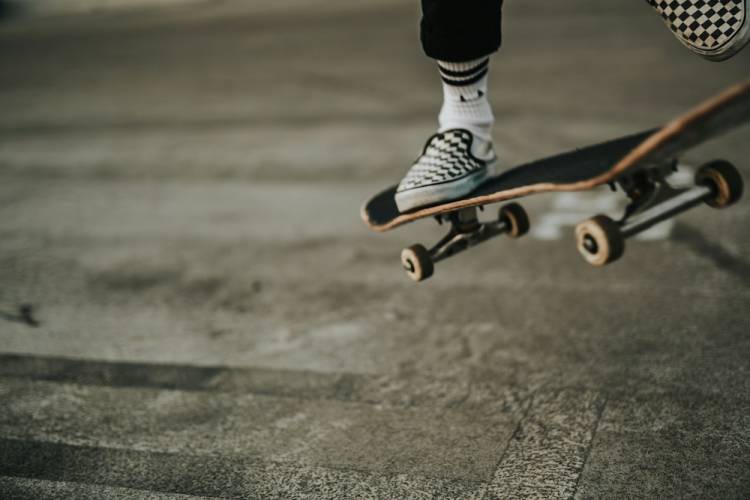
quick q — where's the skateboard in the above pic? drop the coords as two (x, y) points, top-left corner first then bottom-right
(361, 80), (749, 281)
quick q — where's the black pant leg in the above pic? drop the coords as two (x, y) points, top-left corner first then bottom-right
(420, 0), (504, 62)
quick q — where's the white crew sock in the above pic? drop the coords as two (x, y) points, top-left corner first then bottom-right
(437, 57), (494, 142)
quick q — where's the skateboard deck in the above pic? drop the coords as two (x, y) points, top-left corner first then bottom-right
(362, 80), (750, 232)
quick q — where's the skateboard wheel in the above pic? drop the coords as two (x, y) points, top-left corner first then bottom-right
(499, 203), (530, 238)
(575, 215), (624, 267)
(401, 244), (433, 282)
(695, 160), (743, 208)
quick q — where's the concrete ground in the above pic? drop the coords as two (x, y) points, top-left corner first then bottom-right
(1, 1), (749, 498)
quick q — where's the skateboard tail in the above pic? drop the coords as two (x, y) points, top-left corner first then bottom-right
(601, 79), (750, 184)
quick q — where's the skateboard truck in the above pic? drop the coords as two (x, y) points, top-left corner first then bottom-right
(575, 159), (744, 266)
(401, 203), (530, 282)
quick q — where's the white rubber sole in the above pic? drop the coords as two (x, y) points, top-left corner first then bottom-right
(704, 12), (750, 61)
(395, 159), (497, 213)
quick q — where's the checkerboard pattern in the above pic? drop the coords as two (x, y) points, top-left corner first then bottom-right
(647, 0), (746, 50)
(397, 129), (487, 193)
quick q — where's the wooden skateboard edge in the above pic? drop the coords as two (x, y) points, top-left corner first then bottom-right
(595, 79), (750, 187)
(361, 179), (610, 233)
(362, 79), (750, 233)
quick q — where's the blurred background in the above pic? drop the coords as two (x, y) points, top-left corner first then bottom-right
(0, 1), (749, 498)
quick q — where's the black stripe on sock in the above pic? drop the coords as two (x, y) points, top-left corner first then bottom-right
(437, 58), (489, 78)
(440, 67), (489, 87)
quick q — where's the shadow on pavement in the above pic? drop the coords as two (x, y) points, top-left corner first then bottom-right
(672, 221), (750, 289)
(0, 304), (40, 328)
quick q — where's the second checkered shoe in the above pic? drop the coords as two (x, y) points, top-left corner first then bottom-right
(395, 129), (497, 213)
(647, 0), (749, 61)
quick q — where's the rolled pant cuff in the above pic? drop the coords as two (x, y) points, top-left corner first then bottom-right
(420, 0), (503, 61)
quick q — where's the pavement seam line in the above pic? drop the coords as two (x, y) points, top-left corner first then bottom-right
(0, 474), (226, 500)
(569, 393), (608, 500)
(478, 390), (537, 500)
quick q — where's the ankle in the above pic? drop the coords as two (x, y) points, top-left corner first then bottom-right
(436, 56), (494, 142)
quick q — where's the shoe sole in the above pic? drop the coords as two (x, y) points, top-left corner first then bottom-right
(702, 15), (750, 61)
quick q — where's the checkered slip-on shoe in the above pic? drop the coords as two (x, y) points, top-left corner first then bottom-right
(647, 0), (749, 61)
(395, 129), (497, 213)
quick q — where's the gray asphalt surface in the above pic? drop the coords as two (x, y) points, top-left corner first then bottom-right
(1, 1), (749, 498)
